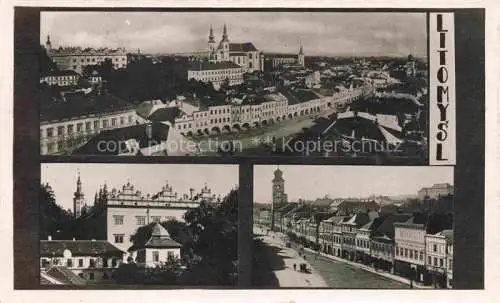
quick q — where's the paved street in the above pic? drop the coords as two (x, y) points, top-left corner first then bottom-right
(253, 228), (328, 287)
(253, 227), (409, 288)
(191, 107), (338, 156)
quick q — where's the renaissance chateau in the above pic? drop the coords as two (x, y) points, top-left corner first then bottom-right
(67, 173), (224, 252)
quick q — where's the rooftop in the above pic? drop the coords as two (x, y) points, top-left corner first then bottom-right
(40, 92), (135, 123)
(188, 60), (242, 71)
(147, 107), (182, 124)
(40, 240), (124, 257)
(229, 42), (258, 52)
(41, 70), (80, 77)
(73, 122), (169, 156)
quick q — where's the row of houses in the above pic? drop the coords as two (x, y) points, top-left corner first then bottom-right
(40, 223), (182, 284)
(262, 201), (453, 288)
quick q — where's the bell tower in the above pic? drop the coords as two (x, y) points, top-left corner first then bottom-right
(220, 24), (230, 61)
(298, 45), (305, 67)
(271, 166), (287, 230)
(208, 25), (216, 61)
(73, 170), (86, 218)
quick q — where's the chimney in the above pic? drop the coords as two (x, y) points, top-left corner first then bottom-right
(48, 235), (52, 241)
(72, 237), (76, 241)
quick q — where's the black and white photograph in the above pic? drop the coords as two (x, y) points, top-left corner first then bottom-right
(252, 165), (454, 288)
(39, 163), (239, 286)
(10, 6), (487, 296)
(39, 12), (429, 163)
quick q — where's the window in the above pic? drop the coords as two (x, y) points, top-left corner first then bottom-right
(112, 118), (117, 127)
(57, 126), (65, 136)
(93, 120), (100, 129)
(428, 256), (432, 264)
(433, 244), (437, 252)
(113, 215), (124, 225)
(66, 259), (73, 267)
(85, 122), (91, 131)
(434, 257), (438, 266)
(404, 248), (408, 257)
(41, 259), (50, 268)
(89, 272), (94, 280)
(414, 250), (418, 259)
(47, 143), (55, 153)
(439, 258), (444, 267)
(89, 259), (96, 268)
(114, 234), (124, 243)
(78, 259), (83, 267)
(409, 250), (413, 259)
(103, 258), (108, 268)
(128, 116), (133, 123)
(46, 128), (54, 138)
(112, 258), (118, 267)
(153, 251), (159, 262)
(420, 251), (424, 260)
(449, 260), (453, 270)
(151, 216), (161, 223)
(136, 216), (146, 226)
(103, 120), (109, 128)
(167, 251), (174, 261)
(120, 117), (125, 125)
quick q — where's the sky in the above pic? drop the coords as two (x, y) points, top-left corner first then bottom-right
(41, 163), (238, 210)
(41, 11), (426, 57)
(254, 165), (453, 203)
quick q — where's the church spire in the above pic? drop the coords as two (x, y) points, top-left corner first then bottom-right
(299, 45), (303, 55)
(76, 169), (82, 194)
(209, 25), (215, 42)
(46, 35), (52, 50)
(222, 24), (228, 41)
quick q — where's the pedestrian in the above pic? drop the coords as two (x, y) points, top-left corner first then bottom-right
(293, 263), (297, 271)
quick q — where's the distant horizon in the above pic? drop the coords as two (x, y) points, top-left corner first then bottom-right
(254, 166), (453, 204)
(41, 12), (426, 57)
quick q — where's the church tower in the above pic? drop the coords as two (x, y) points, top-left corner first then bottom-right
(45, 35), (52, 51)
(220, 24), (230, 61)
(73, 171), (86, 218)
(298, 45), (305, 67)
(208, 25), (216, 61)
(271, 166), (287, 230)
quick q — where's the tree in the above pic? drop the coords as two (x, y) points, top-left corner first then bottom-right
(39, 183), (73, 240)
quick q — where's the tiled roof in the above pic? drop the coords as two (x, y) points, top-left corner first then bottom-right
(324, 111), (403, 144)
(73, 122), (169, 156)
(188, 60), (242, 71)
(45, 267), (87, 285)
(147, 107), (182, 124)
(41, 70), (80, 77)
(229, 43), (258, 52)
(40, 92), (135, 122)
(40, 240), (124, 257)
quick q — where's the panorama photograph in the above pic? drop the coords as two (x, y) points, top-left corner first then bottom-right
(39, 12), (428, 162)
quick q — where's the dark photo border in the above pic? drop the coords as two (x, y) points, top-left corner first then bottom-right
(13, 7), (484, 289)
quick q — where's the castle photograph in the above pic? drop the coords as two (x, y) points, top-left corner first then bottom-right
(39, 11), (428, 163)
(40, 163), (239, 286)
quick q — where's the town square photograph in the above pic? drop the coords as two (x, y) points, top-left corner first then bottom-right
(252, 165), (454, 288)
(39, 163), (239, 286)
(39, 11), (428, 162)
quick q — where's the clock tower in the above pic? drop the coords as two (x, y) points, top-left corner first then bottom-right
(271, 166), (287, 230)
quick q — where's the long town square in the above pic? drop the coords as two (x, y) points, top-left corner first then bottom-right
(39, 12), (428, 162)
